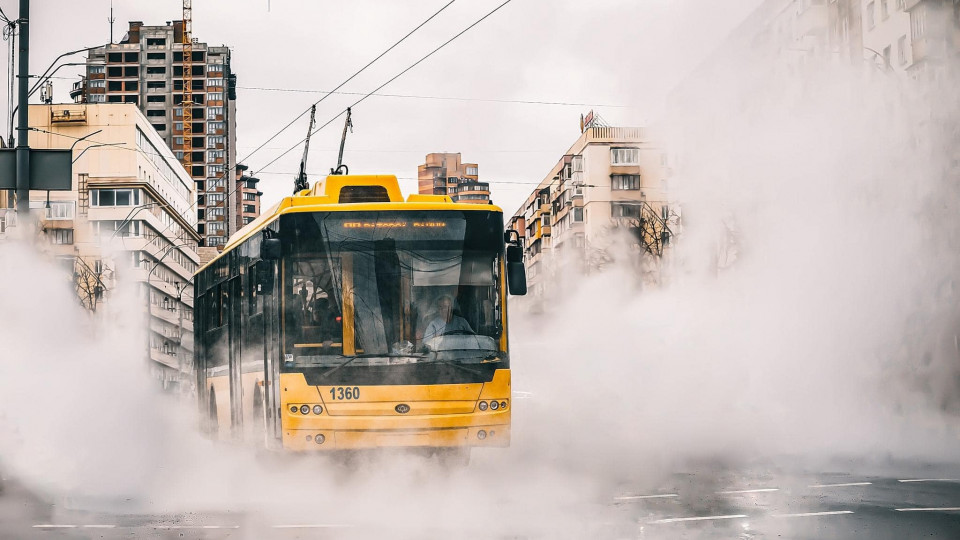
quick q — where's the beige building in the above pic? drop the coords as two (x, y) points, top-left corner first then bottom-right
(862, 0), (914, 70)
(509, 126), (671, 299)
(20, 103), (201, 389)
(417, 153), (490, 204)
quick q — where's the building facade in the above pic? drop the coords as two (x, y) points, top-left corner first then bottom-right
(70, 20), (256, 248)
(508, 126), (671, 299)
(235, 163), (262, 230)
(905, 0), (960, 72)
(417, 153), (490, 204)
(26, 103), (201, 389)
(862, 0), (914, 70)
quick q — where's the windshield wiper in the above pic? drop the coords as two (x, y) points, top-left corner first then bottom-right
(416, 357), (487, 376)
(316, 353), (426, 380)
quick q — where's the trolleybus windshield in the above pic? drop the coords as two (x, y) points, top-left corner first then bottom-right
(279, 210), (505, 378)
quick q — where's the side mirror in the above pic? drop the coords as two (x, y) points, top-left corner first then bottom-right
(261, 238), (281, 260)
(256, 261), (275, 295)
(507, 261), (527, 296)
(506, 244), (523, 263)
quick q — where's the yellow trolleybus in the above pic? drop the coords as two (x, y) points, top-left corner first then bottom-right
(193, 174), (526, 457)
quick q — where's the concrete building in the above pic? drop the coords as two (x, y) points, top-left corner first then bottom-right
(862, 0), (914, 70)
(24, 103), (201, 389)
(905, 0), (960, 73)
(70, 20), (256, 248)
(417, 153), (490, 204)
(235, 163), (262, 230)
(509, 126), (670, 299)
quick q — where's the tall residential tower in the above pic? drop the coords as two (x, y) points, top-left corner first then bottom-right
(417, 153), (490, 204)
(71, 20), (255, 248)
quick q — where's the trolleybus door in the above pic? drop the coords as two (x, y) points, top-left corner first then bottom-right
(227, 276), (243, 437)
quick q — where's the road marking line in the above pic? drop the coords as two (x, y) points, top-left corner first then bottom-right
(615, 493), (679, 500)
(773, 510), (855, 518)
(717, 488), (779, 494)
(82, 525), (117, 529)
(895, 507), (960, 512)
(898, 479), (959, 483)
(808, 482), (873, 488)
(272, 524), (351, 528)
(154, 525), (239, 529)
(33, 525), (77, 528)
(649, 514), (748, 524)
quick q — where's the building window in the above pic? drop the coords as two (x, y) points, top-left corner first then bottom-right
(867, 2), (875, 29)
(466, 166), (478, 176)
(207, 164), (224, 177)
(912, 7), (926, 39)
(146, 95), (165, 103)
(48, 228), (74, 245)
(206, 107), (223, 119)
(611, 174), (640, 190)
(610, 147), (639, 165)
(208, 63), (224, 73)
(208, 177), (225, 190)
(90, 188), (141, 207)
(146, 66), (166, 75)
(243, 192), (256, 201)
(89, 65), (105, 75)
(146, 109), (165, 117)
(147, 80), (166, 89)
(89, 94), (105, 103)
(146, 52), (166, 60)
(174, 136), (184, 145)
(207, 150), (224, 162)
(146, 37), (166, 46)
(207, 122), (224, 134)
(207, 78), (224, 87)
(883, 45), (891, 67)
(572, 207), (583, 222)
(208, 92), (223, 102)
(174, 122), (184, 131)
(243, 204), (256, 213)
(611, 202), (641, 219)
(89, 79), (105, 89)
(897, 35), (907, 65)
(207, 206), (224, 217)
(151, 124), (166, 133)
(896, 0), (904, 9)
(881, 0), (888, 19)
(207, 135), (224, 147)
(244, 217), (254, 225)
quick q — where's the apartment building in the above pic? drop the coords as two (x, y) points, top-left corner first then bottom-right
(508, 126), (670, 298)
(905, 0), (960, 72)
(417, 153), (490, 204)
(25, 103), (201, 390)
(862, 0), (914, 70)
(70, 20), (256, 248)
(235, 163), (262, 229)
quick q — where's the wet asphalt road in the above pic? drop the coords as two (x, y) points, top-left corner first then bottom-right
(3, 464), (959, 539)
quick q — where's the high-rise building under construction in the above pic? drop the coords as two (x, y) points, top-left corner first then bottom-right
(71, 20), (255, 247)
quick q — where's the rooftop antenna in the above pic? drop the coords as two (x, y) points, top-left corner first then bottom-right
(108, 0), (116, 44)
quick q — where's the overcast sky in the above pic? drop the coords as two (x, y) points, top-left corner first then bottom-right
(2, 0), (763, 215)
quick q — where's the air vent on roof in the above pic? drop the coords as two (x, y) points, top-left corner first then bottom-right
(339, 186), (390, 203)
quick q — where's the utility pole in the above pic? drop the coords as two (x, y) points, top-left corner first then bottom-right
(15, 0), (29, 217)
(108, 0), (115, 44)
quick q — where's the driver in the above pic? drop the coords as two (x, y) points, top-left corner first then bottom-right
(422, 294), (473, 340)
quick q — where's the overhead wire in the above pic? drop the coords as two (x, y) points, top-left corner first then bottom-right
(252, 0), (516, 177)
(236, 86), (630, 109)
(237, 0), (456, 166)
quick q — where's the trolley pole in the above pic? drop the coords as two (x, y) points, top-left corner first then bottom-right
(15, 0), (29, 217)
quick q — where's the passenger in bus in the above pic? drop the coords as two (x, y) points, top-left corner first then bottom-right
(312, 297), (342, 343)
(422, 295), (473, 341)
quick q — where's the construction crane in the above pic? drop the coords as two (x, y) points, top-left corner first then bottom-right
(181, 0), (193, 182)
(293, 104), (317, 194)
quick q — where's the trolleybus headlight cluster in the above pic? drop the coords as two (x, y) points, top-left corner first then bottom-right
(289, 404), (324, 415)
(477, 400), (508, 411)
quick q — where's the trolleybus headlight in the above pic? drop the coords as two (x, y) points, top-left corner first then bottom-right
(478, 401), (488, 411)
(300, 405), (310, 415)
(490, 400), (499, 410)
(312, 405), (323, 415)
(477, 430), (487, 440)
(314, 434), (325, 444)
(500, 401), (507, 410)
(290, 405), (299, 414)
